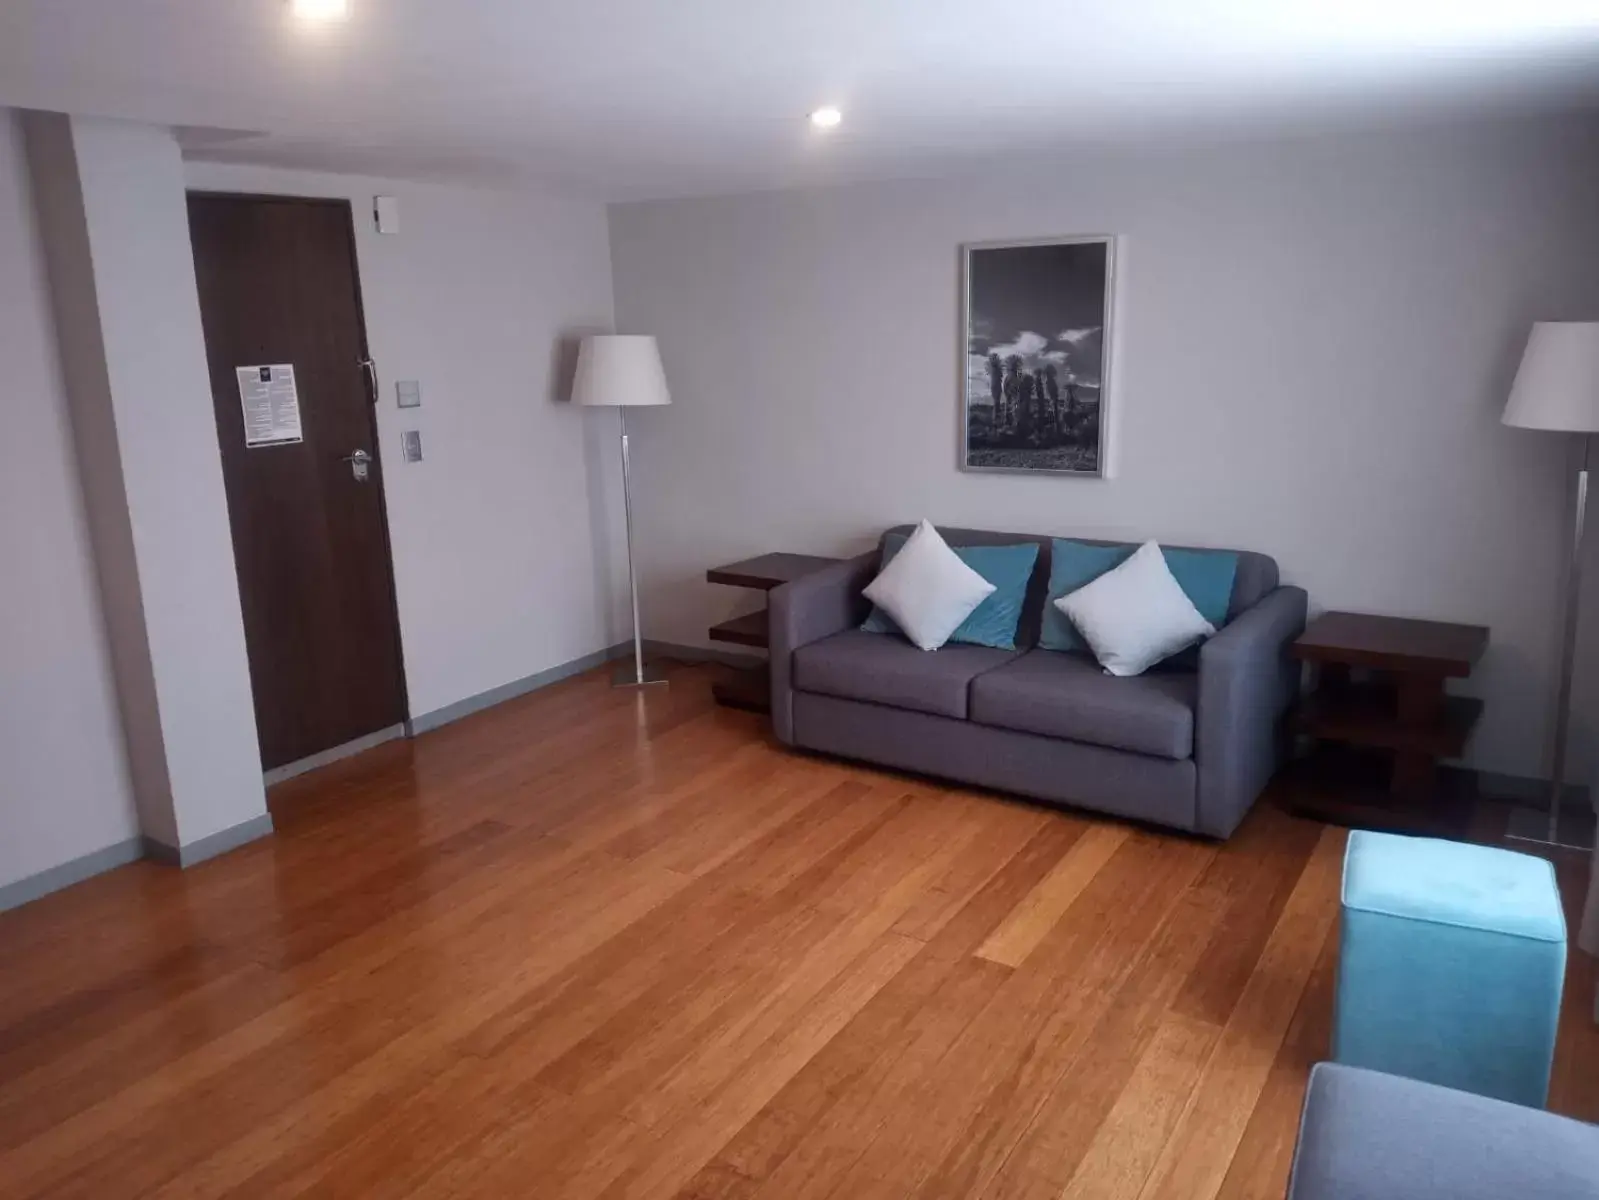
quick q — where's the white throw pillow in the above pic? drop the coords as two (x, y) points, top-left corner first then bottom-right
(1054, 541), (1215, 677)
(862, 521), (996, 651)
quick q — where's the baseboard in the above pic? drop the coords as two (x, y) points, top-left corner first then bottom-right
(0, 837), (145, 914)
(264, 723), (407, 787)
(408, 643), (632, 735)
(143, 813), (276, 869)
(1, 639), (755, 913)
(409, 640), (760, 737)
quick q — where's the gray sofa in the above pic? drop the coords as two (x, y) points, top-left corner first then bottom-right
(1288, 1063), (1599, 1199)
(769, 525), (1307, 837)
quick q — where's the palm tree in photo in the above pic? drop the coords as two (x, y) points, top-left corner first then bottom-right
(1043, 363), (1061, 433)
(987, 353), (1003, 431)
(1003, 355), (1022, 431)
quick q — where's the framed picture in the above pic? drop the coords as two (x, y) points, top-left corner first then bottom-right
(961, 235), (1115, 476)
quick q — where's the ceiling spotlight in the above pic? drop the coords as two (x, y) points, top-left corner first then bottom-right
(291, 0), (349, 21)
(809, 107), (843, 130)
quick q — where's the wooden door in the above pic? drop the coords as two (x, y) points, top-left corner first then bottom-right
(188, 194), (407, 771)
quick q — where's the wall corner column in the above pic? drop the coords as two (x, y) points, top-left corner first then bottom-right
(21, 111), (270, 859)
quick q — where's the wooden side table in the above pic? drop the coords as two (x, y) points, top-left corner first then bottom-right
(1287, 611), (1488, 836)
(706, 553), (841, 713)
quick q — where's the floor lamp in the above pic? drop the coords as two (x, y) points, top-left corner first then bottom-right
(1503, 321), (1599, 851)
(573, 334), (672, 688)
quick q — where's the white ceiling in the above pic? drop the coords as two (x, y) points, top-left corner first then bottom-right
(3, 1), (1598, 199)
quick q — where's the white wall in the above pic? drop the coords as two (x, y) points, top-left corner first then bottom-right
(609, 116), (1599, 781)
(26, 114), (269, 849)
(0, 110), (140, 889)
(182, 162), (625, 720)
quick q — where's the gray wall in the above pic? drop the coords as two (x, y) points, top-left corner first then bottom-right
(184, 162), (627, 721)
(609, 116), (1599, 781)
(0, 110), (141, 886)
(27, 113), (269, 851)
(0, 133), (624, 896)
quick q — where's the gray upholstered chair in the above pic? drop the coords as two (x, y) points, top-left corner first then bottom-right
(1287, 1063), (1599, 1200)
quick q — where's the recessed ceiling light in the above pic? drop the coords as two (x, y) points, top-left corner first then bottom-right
(809, 107), (843, 130)
(291, 0), (349, 21)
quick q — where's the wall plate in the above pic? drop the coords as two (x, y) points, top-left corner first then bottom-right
(374, 195), (401, 235)
(396, 379), (422, 409)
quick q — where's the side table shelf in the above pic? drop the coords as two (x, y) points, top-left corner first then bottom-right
(706, 553), (842, 714)
(1286, 610), (1488, 838)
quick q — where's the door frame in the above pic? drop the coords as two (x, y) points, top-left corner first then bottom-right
(187, 190), (413, 744)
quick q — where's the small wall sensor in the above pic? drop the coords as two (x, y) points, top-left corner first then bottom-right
(374, 195), (400, 235)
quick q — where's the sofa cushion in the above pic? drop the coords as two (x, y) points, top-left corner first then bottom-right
(1039, 539), (1239, 653)
(792, 630), (1019, 719)
(861, 520), (995, 651)
(1054, 541), (1216, 677)
(1288, 1063), (1599, 1200)
(878, 525), (1279, 649)
(862, 533), (1040, 650)
(969, 650), (1197, 759)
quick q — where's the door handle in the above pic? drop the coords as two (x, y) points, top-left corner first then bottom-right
(359, 358), (379, 407)
(342, 448), (372, 482)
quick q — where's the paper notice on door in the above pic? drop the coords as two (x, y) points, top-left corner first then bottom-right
(236, 364), (303, 447)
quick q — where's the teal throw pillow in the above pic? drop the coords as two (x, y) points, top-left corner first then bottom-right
(862, 535), (1039, 650)
(1038, 539), (1239, 652)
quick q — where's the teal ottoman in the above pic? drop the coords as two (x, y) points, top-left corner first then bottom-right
(1333, 830), (1566, 1107)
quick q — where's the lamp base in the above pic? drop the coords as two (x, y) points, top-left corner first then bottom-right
(612, 661), (669, 688)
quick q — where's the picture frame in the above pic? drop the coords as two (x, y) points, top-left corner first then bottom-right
(960, 235), (1116, 477)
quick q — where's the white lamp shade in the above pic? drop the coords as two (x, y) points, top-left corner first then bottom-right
(1503, 322), (1599, 432)
(571, 335), (672, 408)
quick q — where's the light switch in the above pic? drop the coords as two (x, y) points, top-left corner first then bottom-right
(401, 429), (423, 463)
(396, 379), (422, 409)
(374, 195), (401, 234)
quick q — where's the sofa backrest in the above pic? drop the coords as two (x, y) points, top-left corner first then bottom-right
(879, 524), (1280, 648)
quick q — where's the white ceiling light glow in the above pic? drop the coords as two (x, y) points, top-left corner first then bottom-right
(5, 1), (1599, 198)
(290, 0), (349, 22)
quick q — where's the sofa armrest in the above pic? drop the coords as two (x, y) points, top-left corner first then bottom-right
(1195, 585), (1308, 837)
(768, 552), (877, 744)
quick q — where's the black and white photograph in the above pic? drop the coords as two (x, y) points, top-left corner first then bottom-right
(962, 237), (1113, 475)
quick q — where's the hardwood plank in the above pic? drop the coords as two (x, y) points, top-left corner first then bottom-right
(890, 798), (1051, 942)
(0, 664), (1594, 1200)
(1213, 920), (1340, 1200)
(685, 819), (1086, 1197)
(1059, 1013), (1223, 1200)
(1136, 826), (1346, 1200)
(14, 868), (697, 1197)
(1173, 812), (1324, 1026)
(433, 931), (925, 1200)
(934, 883), (1230, 1200)
(620, 817), (994, 1132)
(740, 954), (1017, 1200)
(608, 932), (926, 1200)
(821, 833), (1215, 1200)
(976, 823), (1130, 967)
(701, 832), (1204, 1200)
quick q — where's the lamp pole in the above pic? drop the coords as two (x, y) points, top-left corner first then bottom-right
(614, 406), (666, 688)
(1509, 434), (1591, 850)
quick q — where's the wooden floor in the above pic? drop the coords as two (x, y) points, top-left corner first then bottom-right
(2, 663), (1595, 1200)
